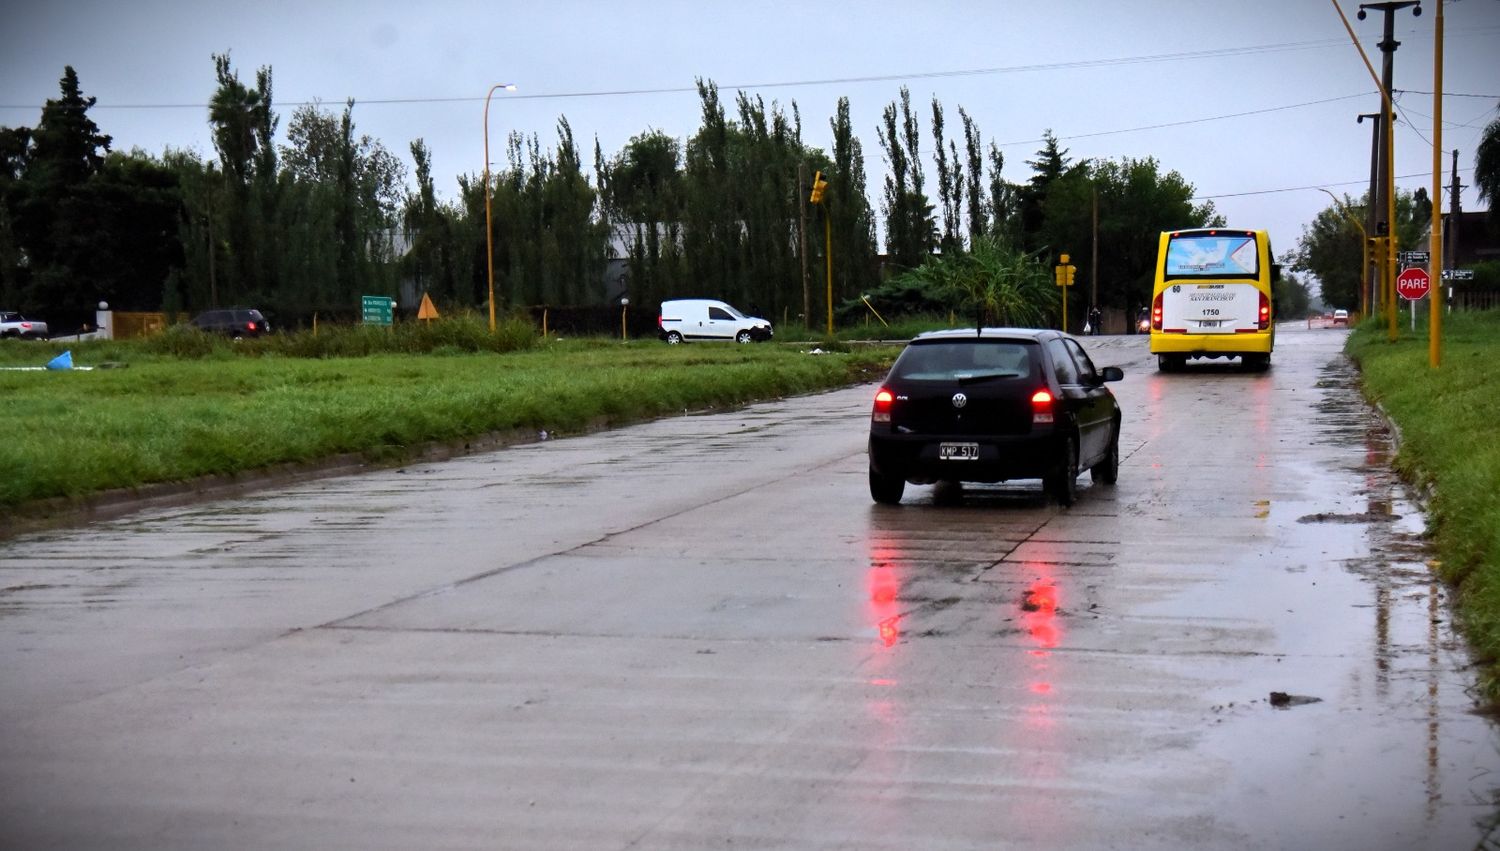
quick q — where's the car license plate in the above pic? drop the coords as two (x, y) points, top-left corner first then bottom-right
(939, 442), (979, 461)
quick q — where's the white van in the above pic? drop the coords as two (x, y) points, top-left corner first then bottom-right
(657, 299), (773, 344)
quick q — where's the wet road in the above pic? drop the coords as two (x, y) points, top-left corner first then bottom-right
(3, 325), (1498, 849)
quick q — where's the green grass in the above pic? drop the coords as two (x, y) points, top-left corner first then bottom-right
(0, 328), (898, 513)
(1347, 308), (1500, 701)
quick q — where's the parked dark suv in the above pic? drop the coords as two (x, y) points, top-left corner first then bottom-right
(190, 308), (270, 338)
(868, 328), (1124, 507)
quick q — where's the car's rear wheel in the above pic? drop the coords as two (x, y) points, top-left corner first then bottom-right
(665, 331), (683, 344)
(869, 466), (905, 505)
(735, 329), (753, 344)
(1045, 433), (1079, 507)
(1091, 425), (1119, 485)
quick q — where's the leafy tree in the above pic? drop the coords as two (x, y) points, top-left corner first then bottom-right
(884, 235), (1057, 328)
(1274, 270), (1313, 318)
(598, 129), (687, 310)
(481, 120), (606, 309)
(9, 66), (117, 311)
(1017, 130), (1072, 253)
(274, 99), (406, 316)
(1476, 110), (1500, 226)
(207, 53), (279, 306)
(959, 107), (988, 243)
(827, 97), (879, 312)
(931, 98), (963, 253)
(1293, 188), (1430, 310)
(878, 87), (935, 270)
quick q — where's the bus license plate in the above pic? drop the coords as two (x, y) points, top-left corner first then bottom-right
(1199, 320), (1221, 328)
(940, 443), (979, 460)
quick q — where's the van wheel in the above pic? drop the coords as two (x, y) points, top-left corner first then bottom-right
(1045, 434), (1079, 507)
(665, 331), (683, 344)
(869, 466), (905, 505)
(1244, 353), (1270, 371)
(735, 330), (753, 344)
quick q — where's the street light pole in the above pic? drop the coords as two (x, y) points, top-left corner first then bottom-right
(1356, 112), (1380, 318)
(1357, 1), (1420, 341)
(483, 83), (517, 332)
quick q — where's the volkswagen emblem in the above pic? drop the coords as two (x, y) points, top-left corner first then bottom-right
(951, 392), (968, 409)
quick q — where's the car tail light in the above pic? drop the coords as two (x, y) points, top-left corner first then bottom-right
(246, 321), (258, 332)
(872, 388), (894, 423)
(1151, 293), (1163, 331)
(1031, 389), (1054, 425)
(1258, 291), (1270, 330)
(657, 314), (664, 329)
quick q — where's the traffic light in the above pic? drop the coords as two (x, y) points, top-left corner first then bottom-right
(809, 170), (828, 205)
(1054, 253), (1076, 286)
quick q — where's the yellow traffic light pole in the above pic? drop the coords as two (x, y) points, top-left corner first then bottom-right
(1054, 253), (1076, 331)
(808, 170), (833, 335)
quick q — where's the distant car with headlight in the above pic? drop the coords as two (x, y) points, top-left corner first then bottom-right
(867, 328), (1124, 507)
(190, 308), (270, 339)
(1332, 309), (1349, 326)
(0, 311), (48, 339)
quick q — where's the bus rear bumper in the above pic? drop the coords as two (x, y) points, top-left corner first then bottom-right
(1149, 332), (1273, 356)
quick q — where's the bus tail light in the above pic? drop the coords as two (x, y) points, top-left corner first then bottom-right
(1258, 292), (1271, 330)
(1151, 293), (1164, 331)
(873, 388), (894, 423)
(1031, 389), (1054, 425)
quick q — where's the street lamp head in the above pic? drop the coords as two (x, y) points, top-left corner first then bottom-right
(1357, 8), (1367, 19)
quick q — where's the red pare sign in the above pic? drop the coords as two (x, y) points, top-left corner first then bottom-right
(1396, 268), (1431, 301)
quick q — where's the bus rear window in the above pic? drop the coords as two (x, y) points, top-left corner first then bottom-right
(1164, 233), (1259, 277)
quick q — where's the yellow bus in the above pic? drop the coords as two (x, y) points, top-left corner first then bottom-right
(1149, 228), (1278, 372)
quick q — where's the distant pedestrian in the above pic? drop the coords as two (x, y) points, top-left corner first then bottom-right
(1088, 306), (1102, 336)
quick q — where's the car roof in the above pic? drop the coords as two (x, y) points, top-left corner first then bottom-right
(908, 327), (1061, 344)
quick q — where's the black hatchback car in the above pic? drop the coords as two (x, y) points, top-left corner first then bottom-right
(868, 328), (1124, 506)
(190, 308), (270, 338)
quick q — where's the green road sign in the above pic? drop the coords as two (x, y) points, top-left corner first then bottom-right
(362, 295), (395, 326)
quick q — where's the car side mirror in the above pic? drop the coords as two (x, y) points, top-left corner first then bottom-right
(1100, 366), (1124, 382)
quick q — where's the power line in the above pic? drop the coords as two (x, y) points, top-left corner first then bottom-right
(1192, 166), (1475, 201)
(1397, 90), (1500, 99)
(0, 36), (1369, 112)
(994, 93), (1370, 149)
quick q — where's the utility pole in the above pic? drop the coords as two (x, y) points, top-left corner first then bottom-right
(1357, 112), (1381, 318)
(798, 163), (810, 330)
(1428, 0), (1442, 368)
(1090, 185), (1099, 325)
(1446, 148), (1462, 278)
(1357, 1), (1420, 340)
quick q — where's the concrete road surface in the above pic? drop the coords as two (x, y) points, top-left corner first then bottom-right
(3, 325), (1498, 849)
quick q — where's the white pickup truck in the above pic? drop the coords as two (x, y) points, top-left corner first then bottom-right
(0, 310), (49, 339)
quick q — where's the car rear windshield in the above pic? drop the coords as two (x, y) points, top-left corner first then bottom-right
(891, 340), (1038, 382)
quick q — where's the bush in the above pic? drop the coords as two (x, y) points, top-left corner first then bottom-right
(140, 313), (539, 359)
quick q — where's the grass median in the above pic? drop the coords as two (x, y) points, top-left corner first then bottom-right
(1348, 308), (1500, 701)
(0, 329), (899, 519)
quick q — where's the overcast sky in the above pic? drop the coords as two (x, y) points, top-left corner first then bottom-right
(4, 0), (1498, 286)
